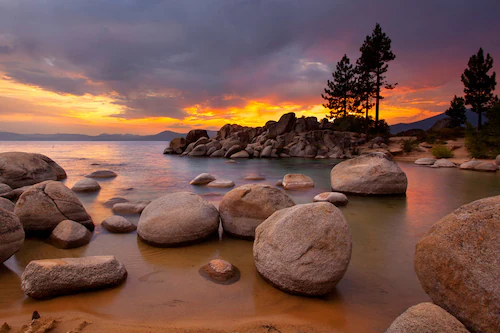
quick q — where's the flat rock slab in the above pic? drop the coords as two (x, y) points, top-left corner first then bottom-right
(49, 220), (92, 249)
(0, 208), (25, 263)
(313, 192), (348, 206)
(85, 170), (117, 179)
(282, 174), (314, 190)
(101, 216), (136, 233)
(199, 259), (240, 285)
(112, 201), (150, 215)
(72, 178), (101, 192)
(207, 179), (235, 188)
(190, 173), (216, 185)
(21, 256), (127, 299)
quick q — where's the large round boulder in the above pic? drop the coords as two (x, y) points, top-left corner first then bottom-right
(49, 220), (92, 249)
(253, 203), (352, 296)
(137, 192), (219, 247)
(414, 195), (500, 333)
(386, 302), (470, 333)
(219, 184), (295, 239)
(14, 181), (94, 233)
(0, 208), (25, 263)
(330, 153), (407, 195)
(0, 152), (66, 189)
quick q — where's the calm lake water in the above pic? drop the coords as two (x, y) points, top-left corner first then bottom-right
(1, 141), (499, 332)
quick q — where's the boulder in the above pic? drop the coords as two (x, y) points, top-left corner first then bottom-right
(0, 183), (12, 196)
(254, 203), (352, 296)
(414, 195), (500, 333)
(190, 173), (216, 185)
(21, 256), (127, 299)
(137, 192), (219, 247)
(14, 181), (94, 233)
(71, 178), (101, 192)
(101, 216), (136, 233)
(0, 208), (24, 263)
(330, 153), (407, 195)
(199, 259), (240, 284)
(474, 162), (498, 172)
(433, 159), (456, 168)
(386, 303), (470, 333)
(313, 192), (348, 206)
(210, 148), (226, 157)
(111, 201), (149, 215)
(1, 185), (31, 201)
(193, 137), (209, 147)
(186, 129), (209, 145)
(207, 179), (235, 188)
(49, 220), (92, 249)
(0, 197), (14, 212)
(275, 113), (296, 135)
(103, 197), (129, 208)
(414, 158), (437, 165)
(85, 170), (117, 178)
(0, 152), (67, 189)
(496, 154), (500, 165)
(260, 145), (273, 158)
(163, 147), (174, 154)
(231, 150), (250, 158)
(459, 160), (482, 170)
(188, 144), (207, 157)
(282, 174), (314, 190)
(169, 137), (186, 151)
(224, 145), (243, 158)
(219, 184), (295, 239)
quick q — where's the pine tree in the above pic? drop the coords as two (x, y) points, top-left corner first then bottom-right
(461, 48), (497, 129)
(354, 56), (376, 127)
(445, 96), (467, 128)
(359, 23), (396, 128)
(322, 54), (357, 119)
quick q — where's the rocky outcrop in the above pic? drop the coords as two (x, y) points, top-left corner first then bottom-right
(386, 303), (470, 333)
(219, 184), (295, 239)
(14, 181), (94, 233)
(0, 208), (24, 263)
(199, 259), (240, 284)
(282, 174), (314, 190)
(414, 196), (500, 333)
(253, 203), (352, 296)
(186, 130), (209, 145)
(72, 178), (101, 192)
(330, 153), (407, 195)
(21, 256), (127, 299)
(0, 152), (66, 189)
(313, 192), (348, 206)
(137, 192), (219, 247)
(49, 220), (92, 249)
(101, 216), (136, 233)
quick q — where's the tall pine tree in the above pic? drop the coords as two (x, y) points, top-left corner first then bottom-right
(461, 48), (497, 129)
(354, 55), (376, 128)
(322, 54), (356, 119)
(359, 23), (396, 128)
(445, 96), (467, 128)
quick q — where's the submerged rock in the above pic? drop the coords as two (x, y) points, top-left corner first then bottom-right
(137, 192), (219, 247)
(207, 179), (235, 188)
(254, 203), (352, 296)
(219, 184), (295, 239)
(49, 220), (92, 249)
(0, 152), (67, 189)
(111, 201), (149, 215)
(190, 173), (216, 185)
(414, 195), (500, 333)
(85, 170), (117, 178)
(101, 216), (136, 233)
(72, 178), (101, 192)
(432, 159), (456, 168)
(282, 174), (314, 190)
(313, 192), (348, 206)
(244, 174), (265, 180)
(199, 259), (240, 285)
(14, 181), (94, 233)
(103, 197), (129, 208)
(21, 256), (127, 299)
(414, 158), (437, 166)
(0, 208), (25, 263)
(386, 302), (470, 333)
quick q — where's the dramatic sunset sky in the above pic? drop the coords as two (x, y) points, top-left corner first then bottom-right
(0, 1), (499, 135)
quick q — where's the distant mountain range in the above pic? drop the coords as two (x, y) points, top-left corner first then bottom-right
(389, 110), (480, 134)
(0, 130), (218, 141)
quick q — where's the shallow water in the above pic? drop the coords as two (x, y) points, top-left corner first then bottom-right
(1, 141), (499, 332)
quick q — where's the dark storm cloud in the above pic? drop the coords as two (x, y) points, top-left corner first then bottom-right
(0, 0), (499, 118)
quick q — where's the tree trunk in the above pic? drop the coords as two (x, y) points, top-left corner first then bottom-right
(375, 71), (380, 129)
(478, 111), (482, 130)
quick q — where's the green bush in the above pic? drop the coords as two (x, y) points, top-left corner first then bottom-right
(465, 102), (500, 158)
(425, 133), (437, 144)
(401, 139), (419, 153)
(432, 144), (454, 158)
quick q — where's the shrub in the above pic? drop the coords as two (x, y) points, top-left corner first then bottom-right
(425, 133), (437, 144)
(401, 138), (419, 153)
(432, 144), (454, 158)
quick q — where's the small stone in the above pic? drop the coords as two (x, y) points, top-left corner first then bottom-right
(414, 158), (437, 165)
(32, 311), (40, 320)
(207, 180), (235, 188)
(313, 192), (348, 206)
(49, 220), (92, 249)
(275, 180), (283, 187)
(244, 174), (265, 180)
(199, 259), (240, 285)
(101, 216), (136, 233)
(72, 178), (101, 192)
(103, 197), (129, 208)
(112, 201), (150, 215)
(190, 173), (216, 185)
(225, 159), (237, 164)
(282, 173), (314, 189)
(0, 322), (10, 332)
(231, 150), (250, 158)
(85, 170), (117, 179)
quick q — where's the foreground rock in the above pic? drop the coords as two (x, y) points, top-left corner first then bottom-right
(111, 201), (149, 215)
(21, 256), (127, 299)
(313, 192), (348, 206)
(199, 259), (240, 285)
(189, 173), (216, 185)
(103, 197), (129, 208)
(102, 216), (136, 233)
(414, 195), (500, 333)
(49, 220), (92, 249)
(72, 178), (101, 192)
(219, 184), (295, 239)
(1, 185), (31, 201)
(206, 179), (235, 188)
(254, 203), (352, 296)
(138, 192), (219, 247)
(85, 170), (117, 178)
(432, 159), (456, 168)
(0, 197), (14, 212)
(0, 152), (67, 189)
(282, 173), (314, 190)
(0, 208), (25, 263)
(414, 157), (436, 165)
(330, 153), (407, 195)
(386, 302), (470, 333)
(14, 181), (94, 233)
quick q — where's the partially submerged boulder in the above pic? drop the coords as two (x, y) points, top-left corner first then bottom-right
(0, 208), (24, 263)
(111, 201), (149, 215)
(85, 170), (117, 179)
(206, 179), (235, 188)
(282, 174), (314, 190)
(432, 159), (456, 168)
(474, 162), (498, 172)
(190, 173), (216, 185)
(0, 152), (66, 188)
(101, 216), (136, 233)
(72, 178), (101, 192)
(199, 259), (240, 285)
(414, 196), (500, 333)
(313, 192), (348, 206)
(21, 256), (127, 299)
(414, 158), (437, 166)
(49, 220), (92, 249)
(254, 203), (352, 296)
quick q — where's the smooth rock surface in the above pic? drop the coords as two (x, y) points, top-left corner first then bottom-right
(414, 195), (500, 333)
(0, 197), (14, 212)
(433, 159), (456, 168)
(0, 183), (12, 196)
(0, 208), (24, 263)
(21, 256), (127, 299)
(254, 203), (352, 296)
(102, 216), (136, 233)
(414, 158), (437, 165)
(459, 160), (482, 170)
(49, 220), (92, 249)
(230, 150), (250, 158)
(199, 259), (240, 284)
(386, 303), (470, 333)
(111, 201), (149, 215)
(72, 178), (101, 192)
(85, 170), (117, 178)
(496, 154), (500, 165)
(474, 162), (498, 172)
(138, 192), (219, 247)
(207, 179), (235, 188)
(219, 184), (295, 239)
(313, 192), (348, 206)
(14, 181), (94, 233)
(0, 152), (67, 189)
(282, 173), (314, 190)
(103, 197), (129, 208)
(190, 173), (216, 185)
(330, 153), (407, 195)
(244, 174), (265, 180)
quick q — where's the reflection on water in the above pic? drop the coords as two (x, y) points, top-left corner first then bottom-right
(1, 141), (500, 332)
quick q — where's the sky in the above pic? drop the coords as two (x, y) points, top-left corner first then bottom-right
(0, 0), (499, 135)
